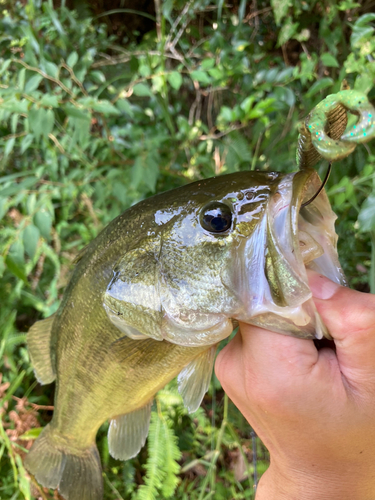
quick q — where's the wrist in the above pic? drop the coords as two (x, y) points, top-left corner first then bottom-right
(256, 463), (375, 500)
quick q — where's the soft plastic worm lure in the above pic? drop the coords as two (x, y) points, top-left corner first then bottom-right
(297, 84), (375, 170)
(297, 83), (375, 206)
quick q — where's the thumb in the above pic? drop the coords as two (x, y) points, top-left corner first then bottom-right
(308, 270), (375, 382)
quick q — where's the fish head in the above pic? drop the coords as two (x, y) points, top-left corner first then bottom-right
(104, 170), (345, 346)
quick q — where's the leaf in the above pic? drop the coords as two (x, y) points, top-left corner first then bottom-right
(90, 100), (121, 115)
(208, 67), (223, 79)
(354, 13), (375, 27)
(273, 86), (295, 107)
(320, 53), (339, 68)
(28, 107), (51, 139)
(132, 83), (152, 97)
(23, 224), (40, 259)
(160, 417), (181, 497)
(277, 20), (299, 46)
(2, 98), (29, 114)
(44, 1), (66, 36)
(5, 254), (27, 282)
(271, 0), (292, 24)
(27, 193), (36, 214)
(8, 240), (25, 266)
(240, 96), (255, 114)
(135, 411), (165, 500)
(131, 152), (159, 192)
(218, 106), (235, 123)
(18, 68), (26, 91)
(11, 113), (19, 134)
(0, 196), (6, 220)
(3, 137), (15, 160)
(20, 134), (34, 154)
(43, 61), (58, 78)
(70, 116), (91, 149)
(167, 71), (183, 91)
(78, 97), (121, 115)
(152, 75), (164, 93)
(0, 59), (11, 75)
(6, 241), (27, 281)
(44, 109), (55, 136)
(0, 177), (37, 197)
(338, 0), (360, 9)
(0, 255), (5, 278)
(201, 58), (215, 69)
(24, 74), (43, 94)
(305, 77), (334, 97)
(358, 194), (375, 232)
(34, 210), (52, 241)
(116, 99), (134, 117)
(90, 70), (106, 83)
(190, 70), (211, 85)
(40, 94), (59, 107)
(64, 105), (91, 120)
(15, 454), (31, 500)
(354, 73), (374, 94)
(0, 370), (26, 409)
(351, 25), (374, 48)
(67, 51), (79, 68)
(18, 427), (43, 440)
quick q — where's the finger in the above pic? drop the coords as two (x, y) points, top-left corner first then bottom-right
(216, 322), (322, 415)
(308, 270), (375, 382)
(215, 331), (245, 402)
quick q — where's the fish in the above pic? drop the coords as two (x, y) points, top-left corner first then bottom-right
(24, 167), (346, 500)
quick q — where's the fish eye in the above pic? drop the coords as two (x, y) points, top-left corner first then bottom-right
(200, 202), (233, 233)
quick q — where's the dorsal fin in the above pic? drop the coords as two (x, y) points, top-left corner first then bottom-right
(27, 314), (56, 385)
(177, 345), (216, 413)
(108, 401), (152, 460)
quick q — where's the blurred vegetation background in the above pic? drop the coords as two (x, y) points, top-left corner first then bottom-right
(1, 0), (375, 498)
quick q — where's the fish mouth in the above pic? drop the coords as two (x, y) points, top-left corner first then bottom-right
(269, 169), (346, 289)
(265, 168), (347, 338)
(292, 169), (346, 282)
(231, 169), (346, 340)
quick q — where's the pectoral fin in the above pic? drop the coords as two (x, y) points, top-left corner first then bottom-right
(108, 401), (152, 460)
(27, 314), (56, 385)
(177, 345), (217, 413)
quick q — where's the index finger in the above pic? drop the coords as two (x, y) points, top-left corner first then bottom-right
(308, 271), (375, 384)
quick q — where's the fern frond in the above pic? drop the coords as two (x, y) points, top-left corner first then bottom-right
(159, 414), (181, 498)
(135, 411), (165, 500)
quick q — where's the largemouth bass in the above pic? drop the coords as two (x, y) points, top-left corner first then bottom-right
(25, 168), (345, 500)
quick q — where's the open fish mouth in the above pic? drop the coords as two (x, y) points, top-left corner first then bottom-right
(232, 168), (346, 340)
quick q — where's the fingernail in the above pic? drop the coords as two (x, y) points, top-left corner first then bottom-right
(307, 271), (340, 300)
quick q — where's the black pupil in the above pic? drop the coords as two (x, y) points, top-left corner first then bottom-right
(201, 203), (232, 233)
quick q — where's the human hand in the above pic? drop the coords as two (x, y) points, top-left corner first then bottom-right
(215, 271), (375, 500)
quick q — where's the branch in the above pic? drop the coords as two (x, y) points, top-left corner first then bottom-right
(13, 59), (75, 97)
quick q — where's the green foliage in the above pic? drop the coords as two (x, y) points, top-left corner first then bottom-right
(135, 405), (181, 500)
(1, 0), (375, 499)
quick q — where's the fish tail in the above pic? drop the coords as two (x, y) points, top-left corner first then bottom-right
(24, 424), (103, 500)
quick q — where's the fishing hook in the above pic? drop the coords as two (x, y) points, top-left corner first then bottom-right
(301, 162), (332, 209)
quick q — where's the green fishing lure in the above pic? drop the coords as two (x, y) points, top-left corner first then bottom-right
(297, 83), (375, 170)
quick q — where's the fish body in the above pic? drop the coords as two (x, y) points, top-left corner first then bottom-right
(25, 169), (345, 500)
